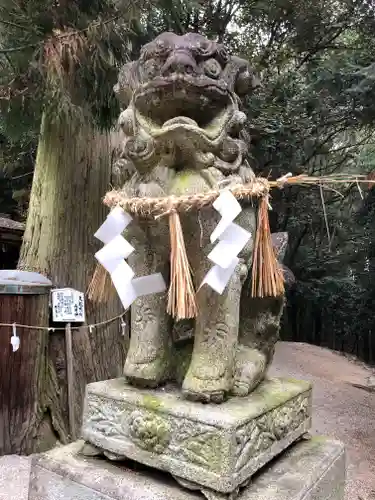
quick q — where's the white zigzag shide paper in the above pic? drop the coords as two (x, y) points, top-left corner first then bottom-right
(208, 223), (251, 269)
(95, 235), (134, 274)
(202, 257), (240, 295)
(201, 191), (251, 294)
(210, 189), (242, 243)
(94, 206), (166, 310)
(94, 206), (132, 244)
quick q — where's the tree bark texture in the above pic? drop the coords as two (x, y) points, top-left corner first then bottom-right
(13, 114), (126, 454)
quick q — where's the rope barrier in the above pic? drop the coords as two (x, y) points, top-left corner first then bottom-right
(0, 312), (126, 332)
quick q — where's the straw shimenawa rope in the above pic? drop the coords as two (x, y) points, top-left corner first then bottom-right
(251, 196), (284, 298)
(103, 178), (270, 216)
(87, 263), (115, 303)
(167, 211), (198, 319)
(91, 177), (283, 320)
(102, 173), (375, 215)
(90, 174), (373, 318)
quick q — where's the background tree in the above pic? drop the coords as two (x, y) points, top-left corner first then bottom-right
(0, 0), (150, 452)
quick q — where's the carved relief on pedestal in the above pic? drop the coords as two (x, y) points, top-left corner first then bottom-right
(81, 379), (312, 499)
(84, 390), (310, 479)
(128, 410), (171, 454)
(84, 394), (224, 472)
(235, 394), (310, 471)
(84, 397), (126, 440)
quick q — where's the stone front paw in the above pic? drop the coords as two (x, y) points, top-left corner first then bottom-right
(182, 369), (231, 404)
(124, 356), (170, 388)
(80, 442), (103, 457)
(231, 346), (268, 397)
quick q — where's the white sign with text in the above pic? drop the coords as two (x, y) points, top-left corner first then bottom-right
(52, 288), (85, 323)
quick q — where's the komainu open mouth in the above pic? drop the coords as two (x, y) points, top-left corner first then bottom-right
(133, 75), (234, 137)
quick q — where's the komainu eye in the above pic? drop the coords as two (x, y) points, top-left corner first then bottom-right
(195, 39), (216, 57)
(202, 58), (222, 79)
(216, 45), (229, 64)
(235, 70), (254, 95)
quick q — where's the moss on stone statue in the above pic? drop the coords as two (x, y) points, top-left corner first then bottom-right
(142, 394), (163, 412)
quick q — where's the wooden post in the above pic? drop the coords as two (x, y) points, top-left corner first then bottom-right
(0, 272), (53, 455)
(65, 322), (76, 440)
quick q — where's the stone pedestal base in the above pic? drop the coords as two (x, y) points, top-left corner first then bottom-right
(80, 377), (311, 494)
(28, 437), (345, 500)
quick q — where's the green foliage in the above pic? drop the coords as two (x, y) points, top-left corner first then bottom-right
(0, 0), (145, 131)
(0, 169), (17, 215)
(0, 0), (149, 215)
(0, 115), (36, 218)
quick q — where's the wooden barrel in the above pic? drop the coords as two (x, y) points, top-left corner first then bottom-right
(0, 271), (52, 455)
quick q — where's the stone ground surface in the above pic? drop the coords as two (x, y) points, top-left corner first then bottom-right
(269, 342), (375, 500)
(0, 454), (31, 500)
(0, 341), (374, 500)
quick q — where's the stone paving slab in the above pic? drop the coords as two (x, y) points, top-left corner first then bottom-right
(0, 455), (31, 500)
(28, 437), (345, 500)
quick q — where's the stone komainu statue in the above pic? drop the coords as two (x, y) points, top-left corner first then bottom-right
(114, 32), (291, 403)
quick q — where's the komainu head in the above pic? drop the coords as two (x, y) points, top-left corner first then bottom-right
(114, 32), (259, 174)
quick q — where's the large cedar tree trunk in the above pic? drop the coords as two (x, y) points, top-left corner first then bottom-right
(15, 113), (125, 453)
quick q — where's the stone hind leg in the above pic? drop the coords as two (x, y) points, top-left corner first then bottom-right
(123, 220), (172, 387)
(232, 293), (284, 396)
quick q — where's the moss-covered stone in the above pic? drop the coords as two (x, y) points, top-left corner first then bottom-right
(82, 377), (313, 493)
(142, 394), (163, 411)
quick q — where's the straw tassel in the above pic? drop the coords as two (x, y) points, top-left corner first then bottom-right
(167, 211), (198, 320)
(87, 263), (114, 303)
(251, 196), (284, 298)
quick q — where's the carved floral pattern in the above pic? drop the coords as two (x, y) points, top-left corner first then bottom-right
(178, 432), (223, 471)
(235, 394), (310, 471)
(84, 396), (220, 468)
(128, 410), (170, 453)
(84, 398), (126, 439)
(84, 392), (310, 475)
